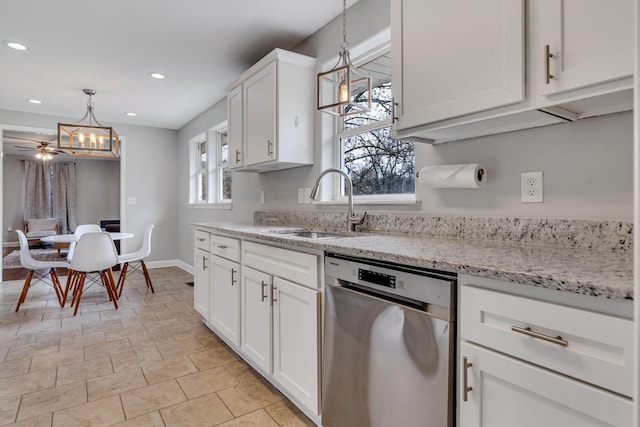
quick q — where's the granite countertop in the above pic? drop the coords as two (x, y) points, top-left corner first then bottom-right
(193, 221), (633, 302)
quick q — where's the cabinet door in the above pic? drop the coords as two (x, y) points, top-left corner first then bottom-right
(272, 277), (320, 414)
(459, 342), (632, 427)
(392, 0), (524, 131)
(210, 255), (240, 346)
(241, 267), (272, 373)
(244, 62), (277, 166)
(193, 248), (210, 319)
(537, 0), (633, 96)
(227, 85), (244, 168)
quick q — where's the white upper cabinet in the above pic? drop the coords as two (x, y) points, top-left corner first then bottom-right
(391, 0), (633, 143)
(226, 49), (316, 172)
(535, 0), (633, 98)
(227, 85), (244, 168)
(392, 0), (525, 133)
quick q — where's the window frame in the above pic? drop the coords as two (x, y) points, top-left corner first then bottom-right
(187, 122), (232, 209)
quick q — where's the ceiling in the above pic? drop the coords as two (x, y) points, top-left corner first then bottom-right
(0, 0), (359, 130)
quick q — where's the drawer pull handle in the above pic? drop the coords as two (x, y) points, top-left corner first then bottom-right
(511, 325), (568, 347)
(196, 237), (205, 242)
(544, 44), (554, 84)
(216, 244), (228, 249)
(463, 356), (473, 402)
(261, 281), (268, 302)
(231, 268), (237, 286)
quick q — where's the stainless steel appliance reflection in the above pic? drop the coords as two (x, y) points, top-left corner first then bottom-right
(322, 253), (456, 427)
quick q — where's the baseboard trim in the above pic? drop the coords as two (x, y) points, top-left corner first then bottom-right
(146, 259), (193, 275)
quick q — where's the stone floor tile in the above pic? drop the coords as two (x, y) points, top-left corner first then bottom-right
(56, 356), (114, 387)
(52, 395), (125, 427)
(188, 346), (239, 371)
(0, 358), (31, 379)
(120, 379), (187, 419)
(159, 393), (234, 427)
(110, 347), (163, 373)
(0, 369), (56, 400)
(30, 347), (84, 372)
(215, 409), (280, 427)
(110, 411), (164, 427)
(217, 380), (283, 418)
(17, 381), (87, 421)
(141, 354), (198, 385)
(0, 396), (20, 425)
(58, 331), (106, 349)
(87, 367), (148, 401)
(155, 336), (204, 359)
(83, 338), (133, 361)
(176, 366), (238, 399)
(264, 401), (316, 427)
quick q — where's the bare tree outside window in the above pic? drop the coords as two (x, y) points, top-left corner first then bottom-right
(340, 80), (415, 196)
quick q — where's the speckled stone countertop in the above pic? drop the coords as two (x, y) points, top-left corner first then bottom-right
(193, 216), (633, 302)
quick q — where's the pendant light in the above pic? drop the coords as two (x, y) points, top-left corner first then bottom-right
(317, 0), (372, 117)
(57, 89), (120, 157)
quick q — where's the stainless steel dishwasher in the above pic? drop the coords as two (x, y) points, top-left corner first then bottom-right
(322, 253), (457, 427)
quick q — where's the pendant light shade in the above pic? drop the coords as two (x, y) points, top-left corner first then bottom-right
(317, 0), (372, 117)
(57, 89), (119, 157)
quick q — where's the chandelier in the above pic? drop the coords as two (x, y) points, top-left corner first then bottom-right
(57, 89), (119, 157)
(317, 0), (372, 117)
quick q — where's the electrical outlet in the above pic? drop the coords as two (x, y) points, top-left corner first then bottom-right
(260, 191), (265, 204)
(521, 171), (543, 203)
(297, 188), (304, 204)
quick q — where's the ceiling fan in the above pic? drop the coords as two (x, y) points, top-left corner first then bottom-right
(5, 135), (65, 160)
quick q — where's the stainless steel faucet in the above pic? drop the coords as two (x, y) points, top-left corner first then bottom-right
(309, 168), (366, 232)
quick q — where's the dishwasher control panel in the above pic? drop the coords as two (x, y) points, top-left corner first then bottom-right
(358, 268), (396, 288)
(325, 252), (456, 309)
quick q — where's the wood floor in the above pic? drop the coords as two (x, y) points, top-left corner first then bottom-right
(0, 266), (314, 426)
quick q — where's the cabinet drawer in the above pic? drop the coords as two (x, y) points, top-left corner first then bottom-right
(210, 235), (240, 262)
(242, 241), (318, 289)
(194, 230), (210, 251)
(460, 285), (633, 397)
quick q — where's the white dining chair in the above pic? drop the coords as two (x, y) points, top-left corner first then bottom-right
(116, 224), (155, 297)
(64, 232), (120, 316)
(14, 230), (70, 311)
(66, 223), (102, 261)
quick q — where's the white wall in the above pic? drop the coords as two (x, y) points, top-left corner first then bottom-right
(0, 108), (179, 263)
(2, 155), (120, 243)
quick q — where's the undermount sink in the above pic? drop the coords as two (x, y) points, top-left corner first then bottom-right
(261, 228), (352, 239)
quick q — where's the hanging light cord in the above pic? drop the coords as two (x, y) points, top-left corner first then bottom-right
(341, 0), (348, 50)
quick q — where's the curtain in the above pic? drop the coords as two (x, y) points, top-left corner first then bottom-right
(23, 160), (52, 222)
(52, 163), (78, 234)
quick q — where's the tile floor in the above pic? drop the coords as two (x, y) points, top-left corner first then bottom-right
(0, 266), (314, 427)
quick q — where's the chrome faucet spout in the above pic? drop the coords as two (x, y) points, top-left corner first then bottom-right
(309, 168), (366, 232)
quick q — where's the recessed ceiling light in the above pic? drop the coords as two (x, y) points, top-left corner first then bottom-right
(28, 99), (42, 104)
(149, 72), (165, 79)
(126, 112), (137, 117)
(2, 40), (28, 51)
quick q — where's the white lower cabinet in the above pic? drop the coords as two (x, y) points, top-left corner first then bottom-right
(240, 266), (272, 373)
(459, 342), (632, 427)
(195, 234), (321, 421)
(193, 247), (210, 319)
(272, 277), (320, 414)
(458, 280), (633, 427)
(210, 255), (240, 346)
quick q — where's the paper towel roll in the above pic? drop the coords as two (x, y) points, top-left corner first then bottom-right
(417, 164), (486, 188)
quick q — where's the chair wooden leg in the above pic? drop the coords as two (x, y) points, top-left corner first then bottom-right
(15, 271), (34, 312)
(49, 269), (64, 307)
(72, 273), (86, 316)
(141, 260), (154, 293)
(116, 262), (129, 298)
(63, 270), (79, 307)
(102, 270), (119, 310)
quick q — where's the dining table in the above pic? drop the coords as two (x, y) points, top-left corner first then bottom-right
(41, 232), (134, 244)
